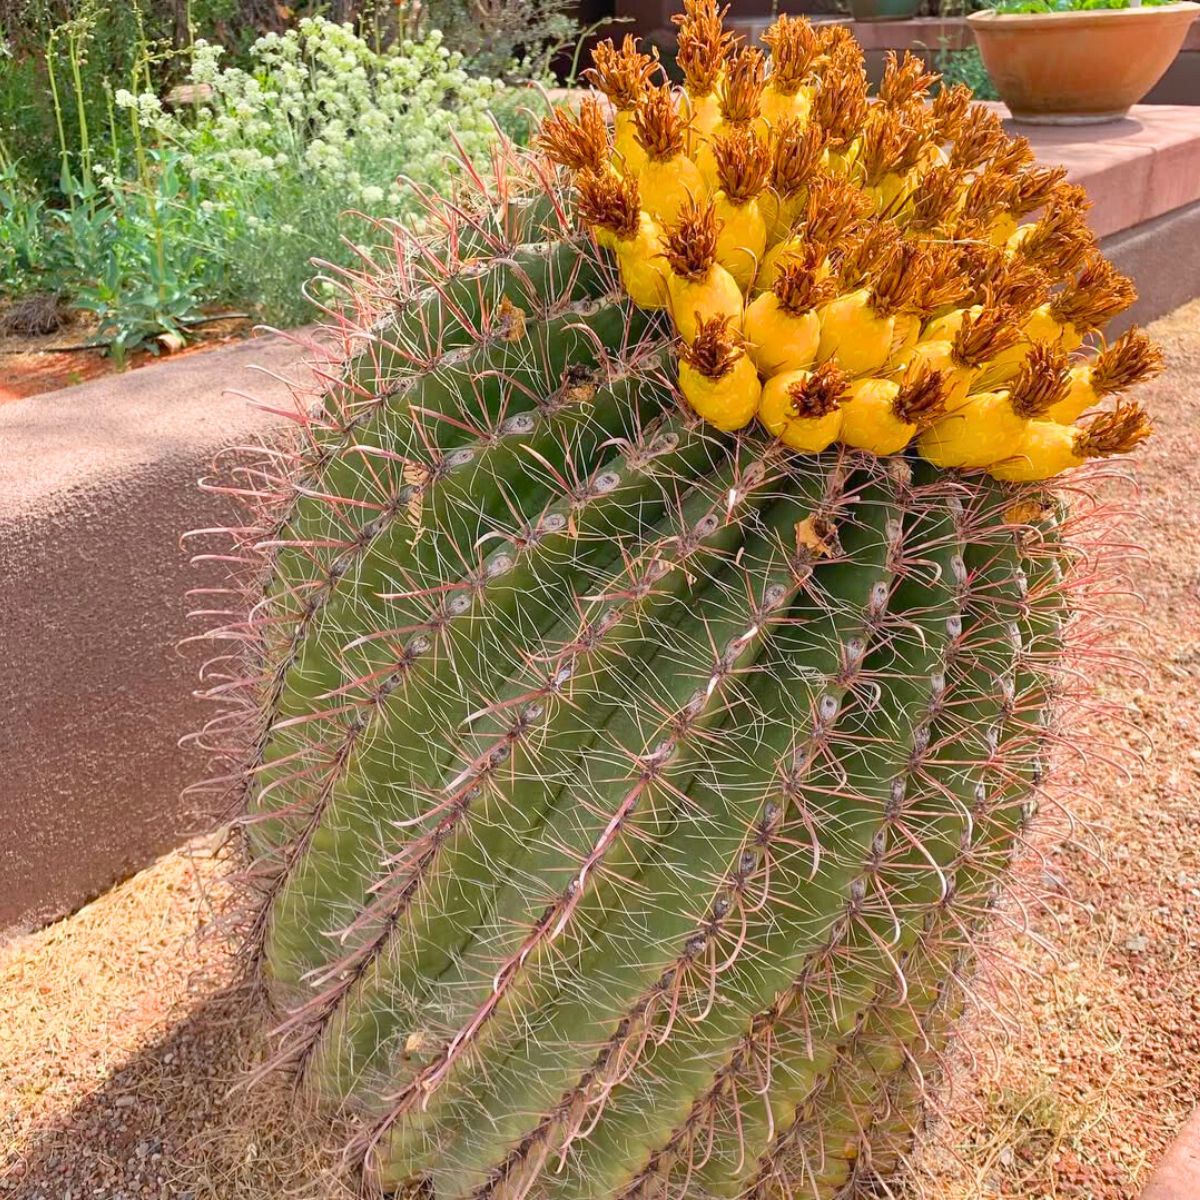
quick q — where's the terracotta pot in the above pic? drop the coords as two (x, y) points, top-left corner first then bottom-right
(968, 3), (1200, 125)
(848, 0), (920, 20)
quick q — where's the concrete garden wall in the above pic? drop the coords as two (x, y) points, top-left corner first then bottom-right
(0, 334), (307, 937)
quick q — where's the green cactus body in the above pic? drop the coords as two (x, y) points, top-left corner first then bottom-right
(209, 147), (1085, 1199)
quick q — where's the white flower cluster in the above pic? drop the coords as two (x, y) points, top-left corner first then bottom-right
(144, 18), (507, 214)
(113, 87), (166, 127)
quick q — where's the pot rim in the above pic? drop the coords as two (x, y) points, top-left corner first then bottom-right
(968, 1), (1198, 24)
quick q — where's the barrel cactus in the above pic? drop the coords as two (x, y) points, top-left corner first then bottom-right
(203, 5), (1162, 1196)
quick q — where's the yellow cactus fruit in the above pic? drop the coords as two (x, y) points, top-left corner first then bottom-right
(810, 44), (869, 177)
(661, 195), (745, 342)
(928, 82), (973, 144)
(1007, 182), (1095, 277)
(905, 305), (1024, 412)
(710, 127), (770, 291)
(754, 238), (801, 296)
(672, 0), (734, 155)
(1041, 252), (1138, 349)
(909, 242), (973, 329)
(817, 233), (921, 377)
(744, 246), (836, 375)
(759, 15), (818, 133)
(957, 170), (1019, 248)
(816, 295), (889, 378)
(991, 400), (1152, 481)
(922, 304), (978, 346)
(1046, 326), (1165, 424)
(759, 361), (847, 452)
(574, 170), (669, 308)
(757, 120), (828, 247)
(634, 84), (707, 226)
(695, 45), (768, 189)
(840, 365), (947, 455)
(582, 36), (658, 177)
(918, 392), (1020, 470)
(677, 313), (761, 431)
(857, 98), (931, 219)
(904, 163), (970, 238)
(903, 341), (966, 409)
(919, 343), (1072, 469)
(938, 251), (1049, 387)
(982, 254), (1137, 389)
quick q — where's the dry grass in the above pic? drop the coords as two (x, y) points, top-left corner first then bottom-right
(3, 302), (1200, 1198)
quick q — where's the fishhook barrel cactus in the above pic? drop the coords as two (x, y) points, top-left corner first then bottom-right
(198, 4), (1160, 1196)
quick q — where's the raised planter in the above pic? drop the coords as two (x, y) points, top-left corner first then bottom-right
(969, 4), (1200, 125)
(0, 332), (311, 938)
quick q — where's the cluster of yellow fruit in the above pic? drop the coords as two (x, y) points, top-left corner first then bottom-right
(534, 0), (1161, 481)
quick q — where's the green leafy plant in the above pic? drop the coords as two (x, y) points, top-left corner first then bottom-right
(64, 152), (224, 363)
(0, 13), (526, 355)
(0, 155), (54, 293)
(124, 19), (520, 326)
(990, 0), (1174, 11)
(933, 43), (999, 99)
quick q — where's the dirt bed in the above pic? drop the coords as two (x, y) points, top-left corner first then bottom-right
(3, 302), (1199, 1200)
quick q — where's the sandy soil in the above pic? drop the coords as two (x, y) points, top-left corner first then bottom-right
(2, 302), (1198, 1199)
(0, 315), (257, 404)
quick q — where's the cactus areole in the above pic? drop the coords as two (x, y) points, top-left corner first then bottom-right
(213, 4), (1161, 1196)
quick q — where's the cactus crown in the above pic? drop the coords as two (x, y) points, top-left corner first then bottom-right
(548, 3), (1152, 483)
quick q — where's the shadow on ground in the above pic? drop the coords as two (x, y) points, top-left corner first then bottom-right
(6, 981), (357, 1200)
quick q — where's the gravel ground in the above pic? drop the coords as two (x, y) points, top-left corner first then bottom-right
(3, 302), (1199, 1200)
